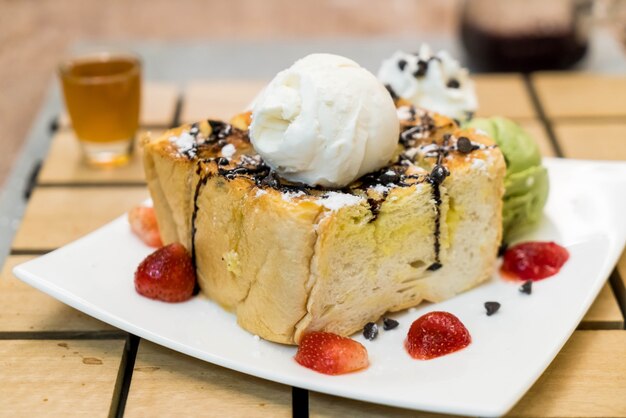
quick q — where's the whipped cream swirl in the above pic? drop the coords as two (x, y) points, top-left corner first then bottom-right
(378, 45), (477, 121)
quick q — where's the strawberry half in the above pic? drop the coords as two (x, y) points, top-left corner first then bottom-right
(405, 311), (471, 360)
(501, 241), (569, 281)
(295, 332), (369, 375)
(128, 205), (163, 248)
(134, 243), (196, 302)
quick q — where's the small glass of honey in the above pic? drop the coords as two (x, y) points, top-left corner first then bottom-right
(59, 53), (141, 167)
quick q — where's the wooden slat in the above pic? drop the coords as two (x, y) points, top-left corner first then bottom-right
(59, 82), (179, 128)
(517, 119), (555, 158)
(309, 392), (460, 418)
(579, 283), (624, 330)
(553, 121), (626, 161)
(474, 74), (536, 120)
(124, 340), (292, 418)
(38, 130), (163, 185)
(12, 187), (148, 251)
(310, 331), (626, 418)
(0, 255), (114, 333)
(533, 73), (626, 119)
(0, 339), (125, 417)
(180, 80), (266, 124)
(508, 331), (626, 417)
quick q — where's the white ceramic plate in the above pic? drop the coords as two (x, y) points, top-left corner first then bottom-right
(13, 158), (626, 417)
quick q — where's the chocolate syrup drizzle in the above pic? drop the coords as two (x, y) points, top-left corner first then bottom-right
(180, 115), (485, 276)
(188, 120), (241, 273)
(425, 135), (450, 272)
(190, 161), (210, 271)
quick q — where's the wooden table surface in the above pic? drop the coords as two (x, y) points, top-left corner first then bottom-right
(2, 73), (626, 418)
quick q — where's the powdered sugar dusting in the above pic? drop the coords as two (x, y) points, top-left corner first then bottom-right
(420, 143), (440, 157)
(471, 158), (487, 171)
(169, 131), (196, 157)
(404, 147), (420, 159)
(221, 144), (236, 158)
(319, 192), (364, 210)
(372, 184), (390, 195)
(397, 106), (414, 121)
(281, 190), (306, 202)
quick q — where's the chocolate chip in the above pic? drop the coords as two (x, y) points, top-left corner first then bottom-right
(485, 301), (501, 316)
(447, 78), (460, 89)
(413, 60), (428, 77)
(363, 322), (378, 340)
(383, 318), (399, 330)
(429, 165), (449, 185)
(427, 262), (442, 271)
(498, 242), (509, 258)
(208, 120), (232, 139)
(520, 280), (532, 295)
(457, 136), (474, 154)
(397, 59), (407, 71)
(379, 170), (400, 184)
(259, 171), (280, 188)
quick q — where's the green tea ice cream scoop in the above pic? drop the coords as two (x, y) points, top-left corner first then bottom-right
(465, 117), (549, 242)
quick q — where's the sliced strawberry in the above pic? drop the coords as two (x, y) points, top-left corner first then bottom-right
(405, 311), (471, 360)
(295, 332), (369, 375)
(134, 243), (196, 302)
(128, 205), (163, 248)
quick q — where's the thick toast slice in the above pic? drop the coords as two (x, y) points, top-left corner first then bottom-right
(143, 108), (505, 344)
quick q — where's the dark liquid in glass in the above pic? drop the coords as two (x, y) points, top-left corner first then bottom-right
(461, 22), (588, 72)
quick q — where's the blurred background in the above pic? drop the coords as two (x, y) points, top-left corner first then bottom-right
(1, 0), (625, 188)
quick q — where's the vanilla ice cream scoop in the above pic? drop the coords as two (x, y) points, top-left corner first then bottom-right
(250, 53), (399, 188)
(378, 45), (477, 121)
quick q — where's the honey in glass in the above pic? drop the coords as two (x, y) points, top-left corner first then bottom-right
(59, 53), (141, 166)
